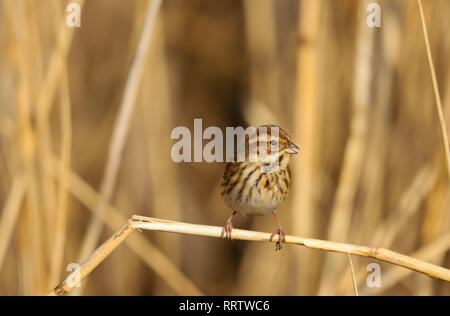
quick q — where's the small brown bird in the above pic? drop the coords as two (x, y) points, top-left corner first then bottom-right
(220, 124), (299, 250)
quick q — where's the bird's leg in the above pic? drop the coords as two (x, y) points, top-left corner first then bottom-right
(269, 210), (286, 251)
(221, 211), (236, 240)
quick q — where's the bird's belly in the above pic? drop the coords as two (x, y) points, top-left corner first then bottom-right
(223, 186), (287, 216)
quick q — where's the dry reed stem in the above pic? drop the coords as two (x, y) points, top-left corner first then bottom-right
(78, 0), (163, 265)
(3, 0), (83, 294)
(293, 0), (322, 295)
(243, 0), (281, 114)
(5, 0), (46, 294)
(327, 0), (374, 242)
(46, 0), (73, 288)
(357, 2), (401, 244)
(132, 216), (450, 282)
(37, 0), (85, 120)
(49, 221), (135, 296)
(347, 253), (358, 296)
(49, 215), (449, 296)
(29, 0), (57, 252)
(417, 0), (450, 181)
(46, 155), (203, 295)
(48, 67), (72, 288)
(0, 174), (27, 270)
(142, 18), (183, 268)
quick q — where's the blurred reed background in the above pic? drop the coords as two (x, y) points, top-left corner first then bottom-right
(0, 0), (449, 296)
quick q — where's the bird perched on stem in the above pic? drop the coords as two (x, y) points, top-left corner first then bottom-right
(220, 124), (299, 250)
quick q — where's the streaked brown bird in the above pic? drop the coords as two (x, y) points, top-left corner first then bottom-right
(220, 124), (299, 250)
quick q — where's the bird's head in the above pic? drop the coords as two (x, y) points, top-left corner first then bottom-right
(241, 124), (299, 171)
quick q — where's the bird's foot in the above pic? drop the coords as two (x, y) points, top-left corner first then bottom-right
(221, 220), (233, 240)
(270, 227), (286, 251)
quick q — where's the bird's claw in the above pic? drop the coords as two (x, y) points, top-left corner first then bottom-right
(221, 220), (233, 240)
(270, 228), (286, 251)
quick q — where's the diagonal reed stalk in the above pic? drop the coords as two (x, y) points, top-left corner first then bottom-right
(49, 221), (135, 296)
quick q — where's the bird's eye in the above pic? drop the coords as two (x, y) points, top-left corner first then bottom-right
(270, 139), (278, 147)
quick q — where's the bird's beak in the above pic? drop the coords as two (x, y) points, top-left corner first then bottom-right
(286, 142), (300, 154)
